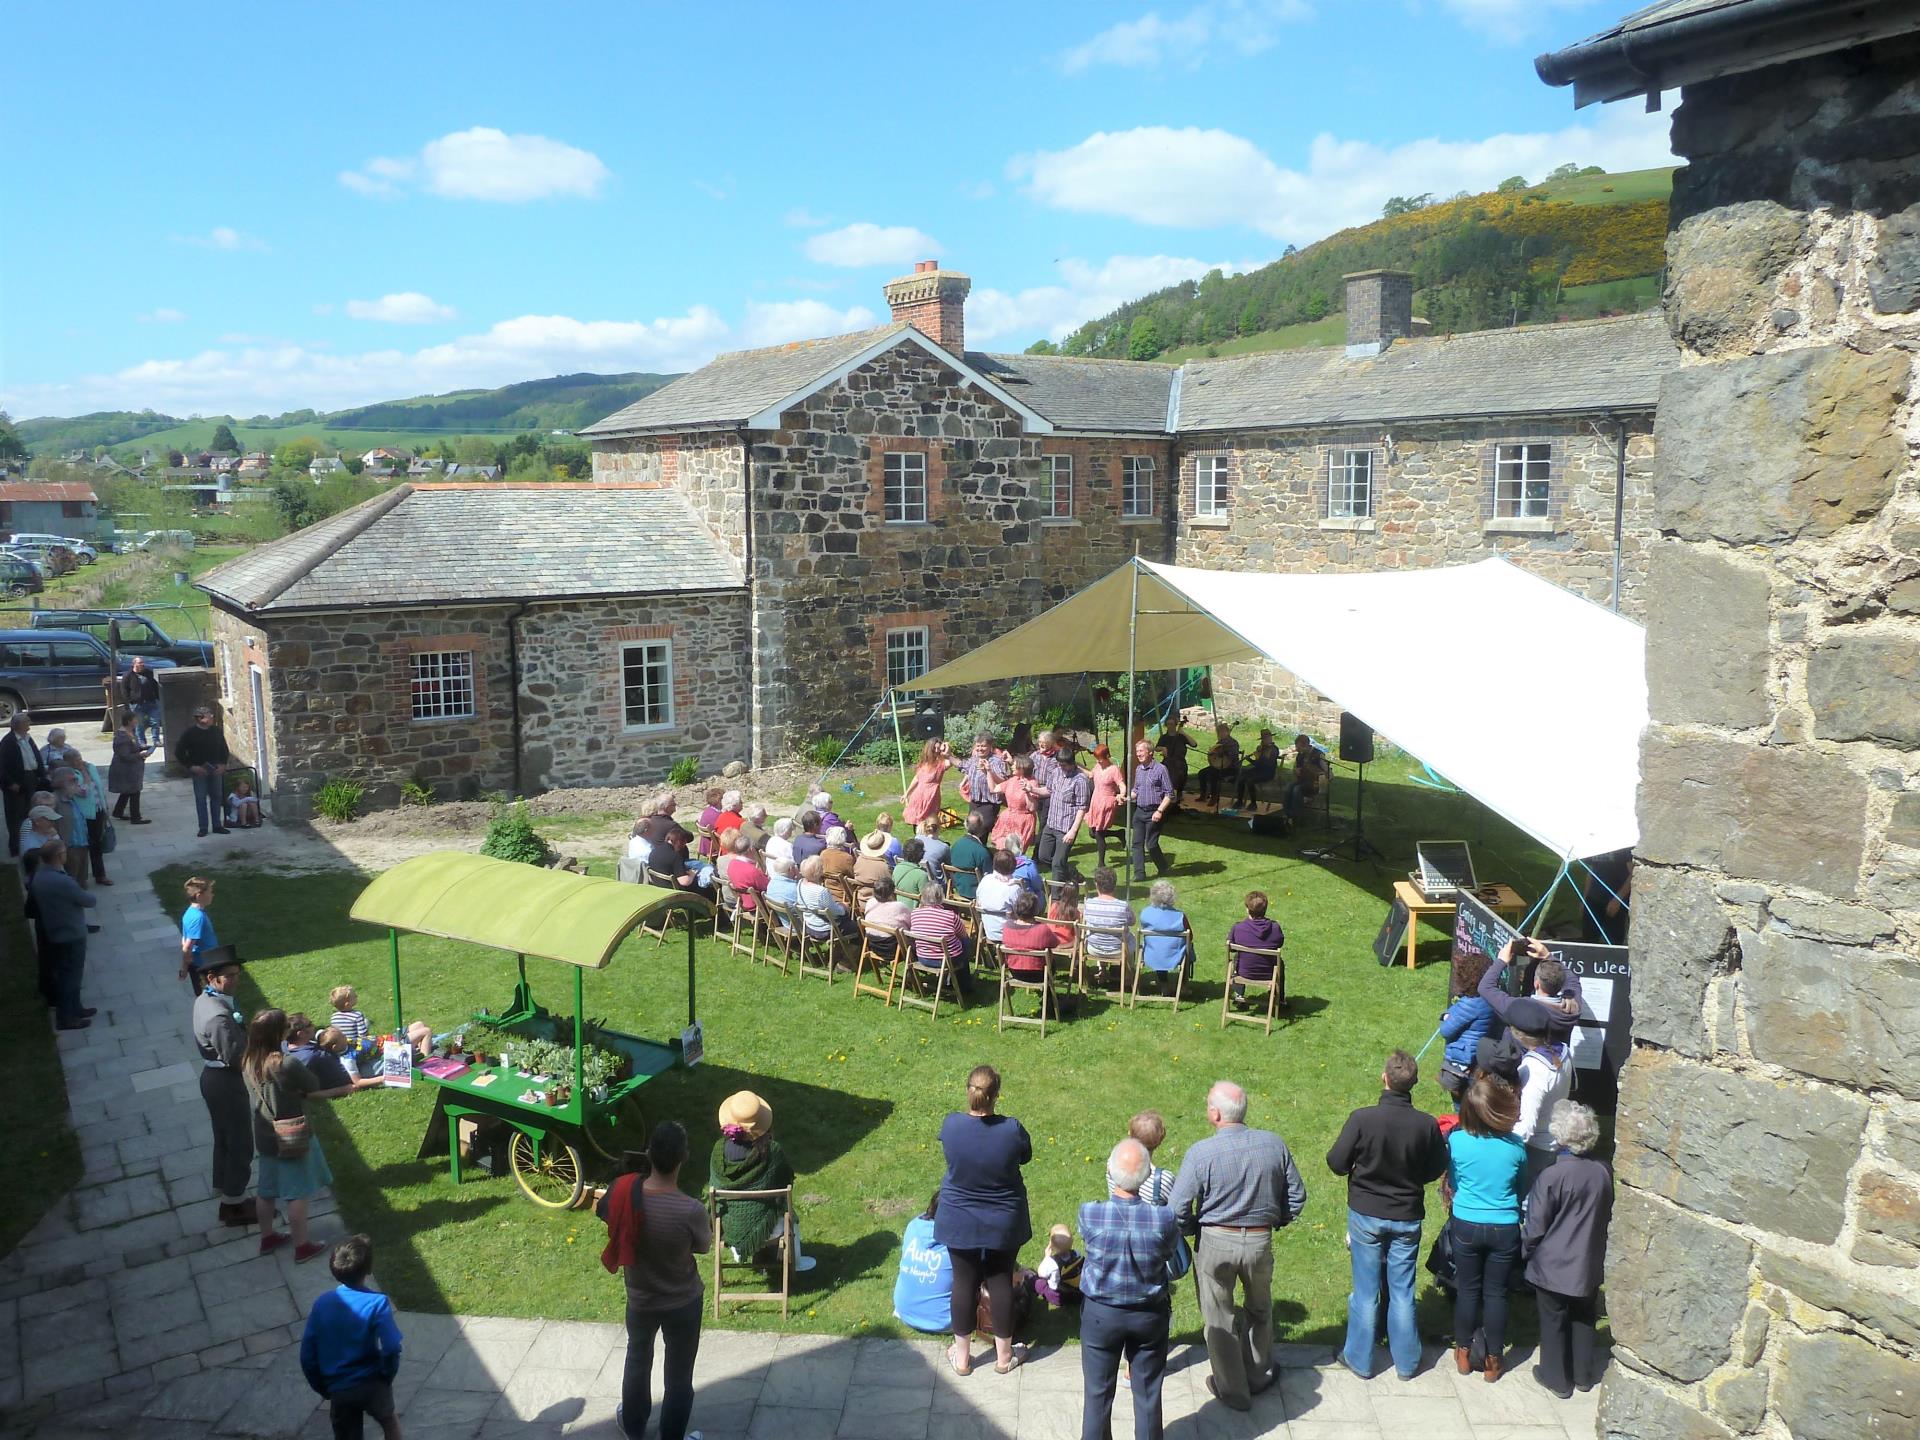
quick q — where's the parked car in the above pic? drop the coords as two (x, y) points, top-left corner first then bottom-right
(8, 540), (76, 576)
(0, 557), (43, 599)
(28, 609), (213, 666)
(0, 629), (177, 722)
(10, 532), (94, 566)
(60, 538), (98, 565)
(136, 530), (197, 551)
(0, 549), (48, 581)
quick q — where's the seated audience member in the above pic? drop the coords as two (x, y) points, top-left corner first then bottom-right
(810, 791), (845, 839)
(892, 839), (930, 901)
(797, 855), (853, 940)
(696, 787), (726, 857)
(724, 831), (770, 914)
(641, 793), (693, 853)
(1438, 955), (1499, 1100)
(855, 831), (894, 889)
(1005, 841), (1044, 900)
(946, 813), (992, 899)
(820, 826), (858, 892)
(765, 816), (797, 868)
(765, 856), (802, 918)
(1522, 1101), (1614, 1399)
(906, 881), (974, 994)
(1227, 890), (1285, 1007)
(737, 802), (770, 853)
(917, 819), (950, 882)
(863, 876), (914, 936)
(791, 809), (826, 866)
(286, 1014), (353, 1090)
(710, 1091), (817, 1272)
(1137, 880), (1191, 995)
(715, 789), (746, 840)
(1506, 996), (1573, 1191)
(1283, 734), (1329, 820)
(872, 811), (903, 863)
(894, 1192), (955, 1332)
(1198, 723), (1240, 806)
(1235, 729), (1281, 809)
(1482, 939), (1584, 1047)
(999, 890), (1058, 979)
(1046, 881), (1082, 951)
(1129, 1110), (1177, 1205)
(1081, 868), (1135, 979)
(974, 849), (1023, 945)
(648, 827), (714, 901)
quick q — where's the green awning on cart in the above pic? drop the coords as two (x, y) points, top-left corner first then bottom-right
(349, 851), (711, 969)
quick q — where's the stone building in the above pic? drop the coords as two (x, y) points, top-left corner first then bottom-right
(1536, 1), (1920, 1436)
(196, 483), (746, 815)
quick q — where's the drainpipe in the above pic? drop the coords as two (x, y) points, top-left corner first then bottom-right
(507, 601), (529, 795)
(737, 425), (759, 769)
(1610, 418), (1628, 615)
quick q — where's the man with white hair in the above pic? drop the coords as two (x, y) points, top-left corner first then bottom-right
(1170, 1079), (1308, 1411)
(765, 816), (796, 867)
(1078, 1136), (1184, 1440)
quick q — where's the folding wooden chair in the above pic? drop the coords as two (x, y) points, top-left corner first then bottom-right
(997, 945), (1056, 1035)
(695, 821), (720, 862)
(898, 929), (964, 1019)
(1079, 920), (1135, 1004)
(1221, 947), (1286, 1034)
(853, 921), (902, 1005)
(759, 896), (800, 976)
(944, 865), (980, 905)
(715, 870), (763, 963)
(710, 1186), (793, 1319)
(944, 887), (983, 944)
(794, 907), (844, 985)
(642, 868), (701, 951)
(1132, 918), (1193, 1010)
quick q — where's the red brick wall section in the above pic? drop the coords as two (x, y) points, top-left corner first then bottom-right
(862, 436), (952, 523)
(867, 609), (946, 690)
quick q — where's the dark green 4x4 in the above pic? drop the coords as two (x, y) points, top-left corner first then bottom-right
(27, 609), (214, 667)
(0, 629), (177, 722)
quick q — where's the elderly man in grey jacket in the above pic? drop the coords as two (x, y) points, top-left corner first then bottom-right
(30, 840), (97, 1028)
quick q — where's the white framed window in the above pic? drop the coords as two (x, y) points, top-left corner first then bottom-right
(1494, 443), (1553, 519)
(885, 627), (930, 689)
(1042, 454), (1074, 520)
(1195, 455), (1231, 518)
(1121, 456), (1156, 518)
(621, 640), (674, 732)
(409, 650), (475, 722)
(882, 451), (928, 524)
(1327, 450), (1374, 519)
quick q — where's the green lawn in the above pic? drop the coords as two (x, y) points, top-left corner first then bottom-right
(0, 869), (82, 1257)
(1556, 276), (1662, 319)
(27, 543), (242, 641)
(1533, 165), (1675, 206)
(154, 764), (1583, 1344)
(1162, 315), (1348, 364)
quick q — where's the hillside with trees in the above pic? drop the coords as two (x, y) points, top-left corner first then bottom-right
(1032, 165), (1674, 362)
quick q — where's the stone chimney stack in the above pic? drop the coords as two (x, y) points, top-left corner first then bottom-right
(883, 260), (971, 354)
(1343, 269), (1415, 357)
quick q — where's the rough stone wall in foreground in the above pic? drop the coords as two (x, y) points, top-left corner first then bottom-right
(1603, 39), (1920, 1440)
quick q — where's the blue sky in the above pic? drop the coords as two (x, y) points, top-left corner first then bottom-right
(1, 0), (1673, 420)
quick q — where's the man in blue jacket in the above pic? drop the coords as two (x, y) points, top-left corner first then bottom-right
(301, 1234), (404, 1439)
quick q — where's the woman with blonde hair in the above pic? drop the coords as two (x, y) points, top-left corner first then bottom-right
(936, 1064), (1032, 1375)
(903, 739), (952, 827)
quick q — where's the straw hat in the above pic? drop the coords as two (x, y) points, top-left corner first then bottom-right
(718, 1090), (772, 1139)
(860, 830), (890, 857)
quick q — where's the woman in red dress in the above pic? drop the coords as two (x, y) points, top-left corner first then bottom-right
(989, 755), (1042, 851)
(902, 740), (951, 827)
(1084, 743), (1127, 868)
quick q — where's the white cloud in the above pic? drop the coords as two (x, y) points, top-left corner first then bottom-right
(340, 128), (609, 202)
(803, 222), (942, 268)
(783, 207), (831, 228)
(1442, 0), (1587, 43)
(1063, 0), (1311, 72)
(1013, 107), (1676, 245)
(345, 292), (457, 324)
(175, 226), (266, 252)
(3, 300), (878, 417)
(138, 308), (187, 324)
(968, 255), (1254, 346)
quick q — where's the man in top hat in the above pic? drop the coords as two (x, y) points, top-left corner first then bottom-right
(191, 951), (256, 1228)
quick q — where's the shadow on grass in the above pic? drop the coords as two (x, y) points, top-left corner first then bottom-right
(0, 868), (82, 1259)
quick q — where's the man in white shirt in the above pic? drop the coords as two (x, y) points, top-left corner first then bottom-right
(974, 848), (1023, 945)
(1506, 996), (1572, 1195)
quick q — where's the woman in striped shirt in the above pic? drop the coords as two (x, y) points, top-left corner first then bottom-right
(907, 882), (975, 996)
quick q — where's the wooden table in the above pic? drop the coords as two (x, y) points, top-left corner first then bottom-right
(1391, 881), (1526, 970)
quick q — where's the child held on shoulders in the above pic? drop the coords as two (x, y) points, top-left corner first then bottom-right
(329, 985), (380, 1074)
(300, 1233), (404, 1440)
(1033, 1223), (1083, 1308)
(1129, 1110), (1177, 1205)
(227, 776), (261, 828)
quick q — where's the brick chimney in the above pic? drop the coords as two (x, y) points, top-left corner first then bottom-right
(883, 260), (971, 354)
(1344, 269), (1415, 357)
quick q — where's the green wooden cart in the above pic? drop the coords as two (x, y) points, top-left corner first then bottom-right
(350, 851), (713, 1210)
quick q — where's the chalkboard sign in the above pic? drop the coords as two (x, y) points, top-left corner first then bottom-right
(1530, 938), (1631, 1078)
(1372, 897), (1412, 967)
(1450, 891), (1522, 997)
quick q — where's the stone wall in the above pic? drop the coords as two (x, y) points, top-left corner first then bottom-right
(1603, 37), (1920, 1440)
(1174, 415), (1654, 732)
(517, 592), (751, 790)
(591, 432), (748, 569)
(208, 607), (273, 785)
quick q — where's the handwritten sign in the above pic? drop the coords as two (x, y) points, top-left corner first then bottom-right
(380, 1038), (414, 1089)
(1450, 892), (1521, 997)
(680, 1022), (704, 1069)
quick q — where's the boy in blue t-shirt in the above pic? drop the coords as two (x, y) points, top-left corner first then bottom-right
(300, 1234), (404, 1439)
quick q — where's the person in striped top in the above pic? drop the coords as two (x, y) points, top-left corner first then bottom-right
(1129, 1110), (1178, 1206)
(328, 985), (378, 1074)
(906, 882), (975, 995)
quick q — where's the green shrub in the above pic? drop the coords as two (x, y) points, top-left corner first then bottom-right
(667, 756), (701, 787)
(945, 700), (1005, 747)
(480, 801), (554, 867)
(401, 774), (435, 807)
(804, 735), (843, 767)
(855, 736), (912, 768)
(313, 778), (365, 824)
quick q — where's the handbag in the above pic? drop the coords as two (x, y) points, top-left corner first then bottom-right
(100, 818), (118, 855)
(1167, 1231), (1194, 1281)
(272, 1114), (311, 1160)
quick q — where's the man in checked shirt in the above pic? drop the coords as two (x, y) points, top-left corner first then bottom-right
(1079, 1138), (1186, 1440)
(1170, 1079), (1309, 1411)
(959, 732), (1009, 835)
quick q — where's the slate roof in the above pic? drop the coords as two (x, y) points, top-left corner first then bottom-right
(1175, 313), (1676, 432)
(196, 484), (742, 616)
(578, 325), (906, 436)
(965, 352), (1174, 433)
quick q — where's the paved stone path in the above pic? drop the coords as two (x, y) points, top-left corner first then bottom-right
(1, 748), (1602, 1439)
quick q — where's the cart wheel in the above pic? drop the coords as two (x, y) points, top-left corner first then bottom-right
(508, 1131), (585, 1210)
(583, 1095), (647, 1163)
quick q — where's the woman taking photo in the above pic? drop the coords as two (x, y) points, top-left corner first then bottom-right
(598, 1121), (709, 1440)
(241, 1008), (379, 1264)
(936, 1064), (1032, 1376)
(1444, 1076), (1527, 1381)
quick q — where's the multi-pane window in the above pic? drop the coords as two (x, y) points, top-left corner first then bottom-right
(621, 640), (674, 731)
(882, 451), (928, 524)
(1041, 454), (1074, 520)
(1327, 450), (1374, 519)
(1121, 456), (1156, 518)
(409, 650), (475, 721)
(885, 628), (930, 689)
(1494, 443), (1552, 519)
(1195, 455), (1231, 518)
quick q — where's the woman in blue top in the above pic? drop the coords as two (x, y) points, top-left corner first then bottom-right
(893, 1191), (954, 1333)
(179, 876), (218, 985)
(1437, 956), (1499, 1104)
(1445, 1076), (1527, 1382)
(936, 1064), (1031, 1376)
(1137, 880), (1192, 997)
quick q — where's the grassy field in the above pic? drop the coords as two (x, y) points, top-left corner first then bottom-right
(108, 419), (526, 462)
(153, 762), (1595, 1345)
(12, 543), (243, 640)
(1534, 165), (1675, 206)
(1161, 316), (1348, 364)
(1556, 275), (1662, 316)
(0, 869), (82, 1257)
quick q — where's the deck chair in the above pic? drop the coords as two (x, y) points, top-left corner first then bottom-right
(1221, 946), (1285, 1034)
(1079, 920), (1135, 1003)
(1132, 918), (1193, 1010)
(898, 927), (964, 1019)
(759, 896), (801, 976)
(997, 945), (1057, 1035)
(944, 886), (983, 943)
(944, 865), (980, 906)
(715, 869), (764, 962)
(710, 1186), (793, 1320)
(853, 921), (902, 1005)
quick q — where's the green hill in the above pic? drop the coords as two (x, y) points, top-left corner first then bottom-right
(18, 370), (677, 460)
(1041, 166), (1674, 363)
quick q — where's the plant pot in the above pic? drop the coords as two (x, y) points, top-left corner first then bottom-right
(590, 1085), (609, 1103)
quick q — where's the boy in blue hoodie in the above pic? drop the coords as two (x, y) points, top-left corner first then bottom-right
(1437, 956), (1499, 1103)
(301, 1234), (404, 1439)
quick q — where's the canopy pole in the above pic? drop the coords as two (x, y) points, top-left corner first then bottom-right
(888, 686), (910, 800)
(572, 966), (585, 1106)
(388, 928), (403, 1035)
(1123, 547), (1140, 904)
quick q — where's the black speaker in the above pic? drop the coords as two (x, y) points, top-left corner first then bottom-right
(910, 710), (944, 741)
(1338, 712), (1374, 764)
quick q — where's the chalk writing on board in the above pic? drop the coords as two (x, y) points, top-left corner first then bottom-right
(1450, 892), (1521, 996)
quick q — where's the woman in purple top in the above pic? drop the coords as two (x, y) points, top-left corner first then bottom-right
(936, 1064), (1031, 1376)
(1228, 889), (1285, 1005)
